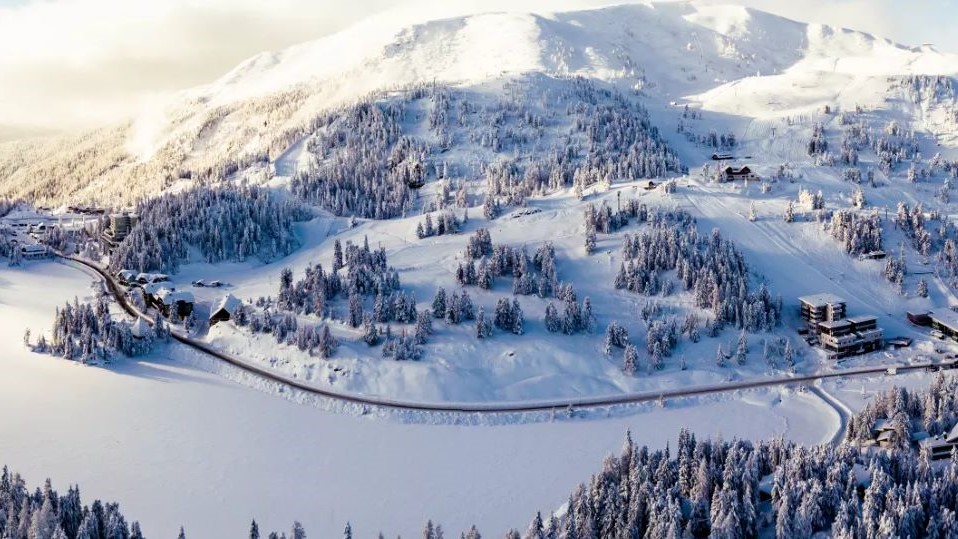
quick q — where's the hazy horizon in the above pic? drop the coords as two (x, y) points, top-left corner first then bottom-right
(0, 0), (955, 137)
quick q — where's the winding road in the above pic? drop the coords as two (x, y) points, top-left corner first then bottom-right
(60, 254), (955, 417)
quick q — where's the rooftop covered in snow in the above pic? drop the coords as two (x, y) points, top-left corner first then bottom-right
(798, 293), (846, 308)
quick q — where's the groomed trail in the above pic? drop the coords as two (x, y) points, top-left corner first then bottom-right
(60, 254), (957, 417)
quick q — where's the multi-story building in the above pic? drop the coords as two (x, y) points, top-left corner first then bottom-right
(798, 293), (847, 325)
(817, 315), (883, 358)
(799, 293), (882, 358)
(101, 212), (138, 249)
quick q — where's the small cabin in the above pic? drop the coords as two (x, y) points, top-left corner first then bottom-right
(711, 153), (733, 161)
(859, 251), (887, 261)
(156, 289), (194, 319)
(210, 294), (242, 325)
(116, 269), (138, 285)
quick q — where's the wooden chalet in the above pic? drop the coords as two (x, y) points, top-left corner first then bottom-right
(210, 294), (242, 325)
(156, 289), (194, 319)
(920, 423), (958, 460)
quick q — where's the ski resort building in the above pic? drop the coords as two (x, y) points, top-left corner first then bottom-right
(19, 243), (50, 260)
(817, 315), (883, 358)
(799, 293), (883, 358)
(929, 310), (958, 341)
(720, 166), (757, 182)
(799, 294), (847, 324)
(101, 212), (138, 250)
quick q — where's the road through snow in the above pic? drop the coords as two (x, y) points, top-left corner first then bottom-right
(60, 254), (955, 417)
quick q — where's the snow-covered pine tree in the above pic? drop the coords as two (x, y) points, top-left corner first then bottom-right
(544, 303), (561, 333)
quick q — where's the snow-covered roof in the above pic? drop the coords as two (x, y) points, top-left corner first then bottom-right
(798, 293), (845, 308)
(116, 269), (138, 280)
(920, 436), (956, 451)
(212, 294), (242, 315)
(131, 318), (151, 339)
(873, 418), (892, 432)
(158, 289), (194, 305)
(136, 272), (169, 283)
(20, 244), (47, 253)
(930, 310), (958, 333)
(947, 423), (958, 444)
(142, 282), (168, 295)
(847, 315), (877, 324)
(818, 319), (851, 330)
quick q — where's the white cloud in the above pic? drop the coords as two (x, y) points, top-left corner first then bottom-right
(0, 0), (953, 135)
(0, 0), (402, 132)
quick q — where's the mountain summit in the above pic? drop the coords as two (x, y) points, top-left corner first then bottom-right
(1, 2), (955, 205)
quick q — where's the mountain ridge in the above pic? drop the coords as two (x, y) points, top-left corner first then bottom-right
(1, 1), (956, 206)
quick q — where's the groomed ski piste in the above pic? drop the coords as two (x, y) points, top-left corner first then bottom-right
(4, 1), (958, 537)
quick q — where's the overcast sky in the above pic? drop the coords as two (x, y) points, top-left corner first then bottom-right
(0, 0), (955, 136)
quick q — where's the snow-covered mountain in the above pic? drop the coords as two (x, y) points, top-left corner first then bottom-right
(2, 1), (956, 206)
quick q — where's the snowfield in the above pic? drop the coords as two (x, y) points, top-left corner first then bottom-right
(4, 0), (958, 534)
(2, 260), (847, 538)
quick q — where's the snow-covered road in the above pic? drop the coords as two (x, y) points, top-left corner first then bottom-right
(0, 260), (843, 538)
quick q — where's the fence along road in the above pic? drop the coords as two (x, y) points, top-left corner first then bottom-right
(60, 254), (955, 415)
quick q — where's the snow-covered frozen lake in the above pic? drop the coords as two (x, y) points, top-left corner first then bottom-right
(0, 260), (847, 537)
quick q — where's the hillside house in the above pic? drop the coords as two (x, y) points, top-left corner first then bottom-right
(156, 289), (194, 319)
(920, 424), (958, 460)
(116, 269), (138, 286)
(868, 418), (929, 450)
(929, 310), (958, 341)
(135, 272), (169, 285)
(210, 294), (242, 325)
